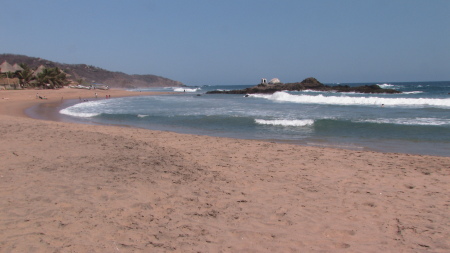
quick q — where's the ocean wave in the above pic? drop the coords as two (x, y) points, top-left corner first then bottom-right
(359, 118), (450, 126)
(137, 114), (149, 118)
(301, 89), (323, 93)
(173, 87), (201, 92)
(377, 83), (395, 88)
(402, 91), (424, 94)
(251, 91), (450, 108)
(59, 100), (107, 118)
(255, 119), (314, 126)
(59, 109), (100, 118)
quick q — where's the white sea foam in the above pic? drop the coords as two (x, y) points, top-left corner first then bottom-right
(360, 118), (450, 126)
(377, 83), (395, 88)
(173, 87), (201, 92)
(301, 89), (323, 93)
(137, 114), (149, 118)
(251, 91), (450, 108)
(255, 119), (314, 126)
(59, 100), (105, 118)
(59, 109), (100, 117)
(403, 91), (423, 94)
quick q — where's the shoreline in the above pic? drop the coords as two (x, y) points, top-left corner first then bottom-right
(25, 98), (76, 122)
(27, 97), (372, 153)
(26, 90), (449, 157)
(1, 88), (449, 252)
(0, 87), (170, 117)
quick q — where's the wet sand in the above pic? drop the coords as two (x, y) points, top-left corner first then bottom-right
(1, 88), (449, 252)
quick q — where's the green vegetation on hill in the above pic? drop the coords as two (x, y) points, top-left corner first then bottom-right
(0, 54), (184, 89)
(0, 61), (69, 89)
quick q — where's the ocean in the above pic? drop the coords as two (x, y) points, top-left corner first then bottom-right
(59, 81), (450, 157)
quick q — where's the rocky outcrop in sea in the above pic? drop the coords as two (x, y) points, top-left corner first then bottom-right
(206, 77), (401, 94)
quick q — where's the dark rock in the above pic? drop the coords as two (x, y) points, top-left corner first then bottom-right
(207, 78), (401, 94)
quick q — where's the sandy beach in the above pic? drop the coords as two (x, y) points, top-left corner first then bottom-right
(1, 88), (449, 252)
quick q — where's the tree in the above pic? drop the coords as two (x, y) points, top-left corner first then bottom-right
(17, 63), (35, 88)
(76, 78), (87, 85)
(35, 67), (69, 89)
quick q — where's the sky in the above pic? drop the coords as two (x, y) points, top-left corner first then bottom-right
(1, 0), (449, 85)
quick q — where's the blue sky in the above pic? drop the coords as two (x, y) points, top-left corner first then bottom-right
(2, 0), (449, 85)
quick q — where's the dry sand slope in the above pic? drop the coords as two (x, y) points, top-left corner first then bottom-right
(0, 89), (449, 252)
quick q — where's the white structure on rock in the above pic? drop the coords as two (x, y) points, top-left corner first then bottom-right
(268, 78), (281, 84)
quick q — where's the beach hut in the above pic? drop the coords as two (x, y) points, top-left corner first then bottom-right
(12, 63), (23, 72)
(0, 77), (20, 89)
(0, 61), (15, 73)
(0, 61), (20, 89)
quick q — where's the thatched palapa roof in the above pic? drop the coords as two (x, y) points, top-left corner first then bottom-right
(33, 65), (46, 77)
(12, 63), (23, 72)
(0, 61), (15, 73)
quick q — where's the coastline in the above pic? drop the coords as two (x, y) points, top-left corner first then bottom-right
(33, 90), (449, 157)
(1, 88), (449, 252)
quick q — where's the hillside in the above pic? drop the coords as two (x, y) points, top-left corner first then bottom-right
(0, 54), (184, 88)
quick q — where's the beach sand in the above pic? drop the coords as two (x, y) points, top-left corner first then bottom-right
(1, 88), (449, 252)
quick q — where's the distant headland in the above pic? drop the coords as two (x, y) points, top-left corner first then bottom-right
(206, 77), (401, 94)
(0, 54), (184, 89)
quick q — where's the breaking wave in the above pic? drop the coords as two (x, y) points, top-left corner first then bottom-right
(255, 119), (314, 126)
(173, 87), (201, 92)
(250, 92), (450, 108)
(59, 109), (100, 118)
(377, 83), (396, 88)
(59, 100), (106, 117)
(359, 118), (450, 126)
(403, 91), (424, 94)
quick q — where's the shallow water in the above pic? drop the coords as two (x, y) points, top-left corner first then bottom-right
(57, 81), (450, 156)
